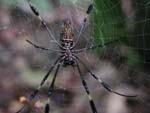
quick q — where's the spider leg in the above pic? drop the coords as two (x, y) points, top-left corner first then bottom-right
(88, 39), (119, 50)
(15, 106), (25, 113)
(26, 39), (63, 52)
(73, 39), (119, 53)
(27, 0), (63, 48)
(45, 62), (61, 113)
(75, 56), (137, 97)
(15, 56), (62, 113)
(26, 39), (49, 50)
(76, 60), (98, 113)
(72, 4), (93, 49)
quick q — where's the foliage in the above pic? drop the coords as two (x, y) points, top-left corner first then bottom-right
(93, 0), (141, 67)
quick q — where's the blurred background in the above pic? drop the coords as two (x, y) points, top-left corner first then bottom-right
(0, 0), (150, 113)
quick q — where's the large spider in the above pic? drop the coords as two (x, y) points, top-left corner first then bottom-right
(16, 1), (137, 113)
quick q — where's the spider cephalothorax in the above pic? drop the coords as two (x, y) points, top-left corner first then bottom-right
(63, 48), (75, 66)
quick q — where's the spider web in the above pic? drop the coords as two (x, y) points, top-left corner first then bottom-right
(0, 0), (149, 113)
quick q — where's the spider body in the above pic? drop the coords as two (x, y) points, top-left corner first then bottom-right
(16, 2), (137, 113)
(60, 19), (74, 67)
(60, 19), (75, 66)
(60, 19), (74, 48)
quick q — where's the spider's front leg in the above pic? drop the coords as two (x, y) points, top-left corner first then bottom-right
(72, 4), (94, 49)
(27, 0), (62, 48)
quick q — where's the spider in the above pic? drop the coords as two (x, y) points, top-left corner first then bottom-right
(16, 1), (137, 113)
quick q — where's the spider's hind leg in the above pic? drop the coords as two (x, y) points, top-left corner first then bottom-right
(76, 60), (98, 113)
(15, 56), (62, 113)
(45, 62), (61, 113)
(75, 56), (138, 98)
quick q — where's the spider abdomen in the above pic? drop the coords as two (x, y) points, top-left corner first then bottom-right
(60, 19), (74, 48)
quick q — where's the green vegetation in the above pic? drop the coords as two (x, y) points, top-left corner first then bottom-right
(93, 0), (141, 67)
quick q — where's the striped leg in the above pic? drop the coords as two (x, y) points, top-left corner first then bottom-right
(27, 0), (62, 48)
(26, 40), (63, 52)
(45, 62), (61, 113)
(72, 4), (93, 49)
(16, 56), (62, 113)
(76, 61), (98, 113)
(75, 56), (137, 97)
(73, 39), (119, 53)
(26, 39), (49, 50)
